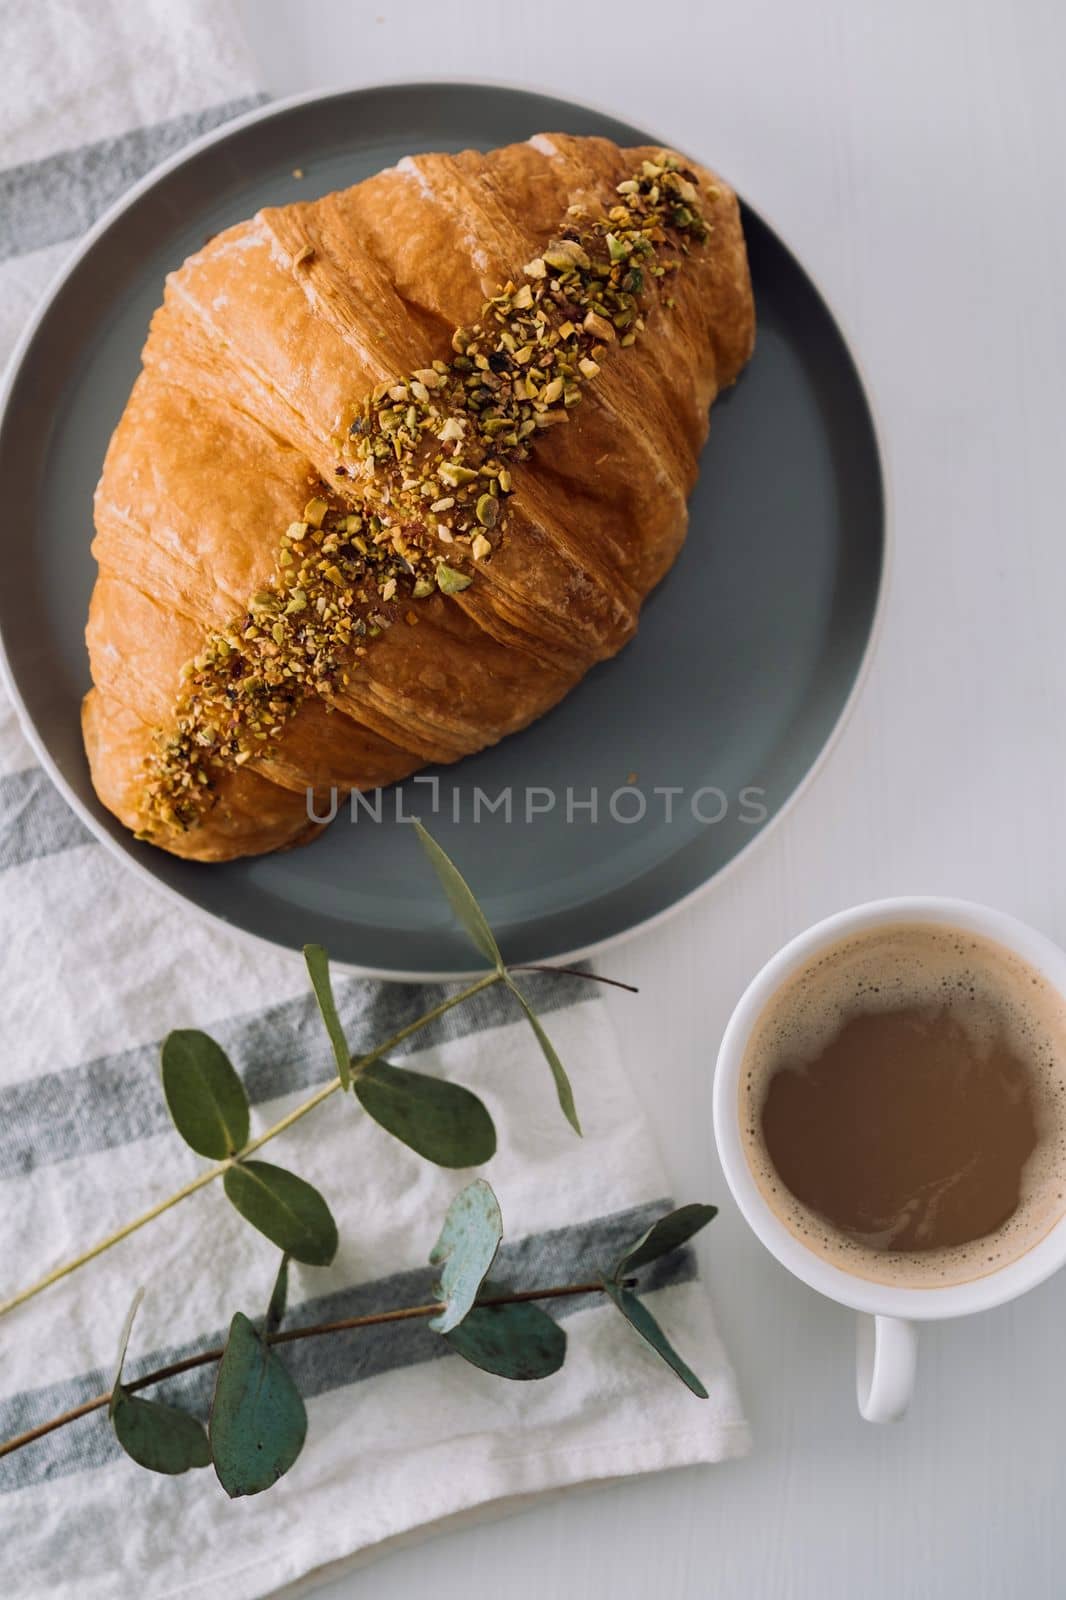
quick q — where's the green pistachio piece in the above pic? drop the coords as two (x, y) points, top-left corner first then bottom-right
(543, 241), (591, 272)
(439, 463), (480, 488)
(436, 562), (473, 595)
(475, 494), (499, 529)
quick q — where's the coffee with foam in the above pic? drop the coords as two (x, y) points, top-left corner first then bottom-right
(740, 922), (1066, 1288)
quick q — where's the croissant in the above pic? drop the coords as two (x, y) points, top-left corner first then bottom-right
(82, 132), (755, 861)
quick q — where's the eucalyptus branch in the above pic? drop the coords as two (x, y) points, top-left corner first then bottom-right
(0, 823), (673, 1503)
(0, 945), (627, 1322)
(0, 969), (502, 1321)
(2, 1179), (717, 1498)
(0, 1278), (632, 1464)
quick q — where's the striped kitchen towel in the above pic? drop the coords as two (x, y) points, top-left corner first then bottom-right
(0, 3), (749, 1597)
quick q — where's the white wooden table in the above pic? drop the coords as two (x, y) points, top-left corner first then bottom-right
(238, 1), (1066, 1593)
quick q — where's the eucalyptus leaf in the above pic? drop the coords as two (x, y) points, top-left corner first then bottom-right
(112, 1391), (211, 1475)
(303, 944), (351, 1089)
(265, 1254), (290, 1336)
(413, 819), (502, 970)
(428, 1178), (503, 1334)
(611, 1204), (718, 1282)
(601, 1280), (708, 1398)
(444, 1284), (566, 1380)
(210, 1312), (307, 1498)
(109, 1287), (145, 1413)
(354, 1059), (496, 1168)
(223, 1161), (338, 1266)
(109, 1287), (210, 1474)
(505, 979), (581, 1135)
(161, 1030), (250, 1159)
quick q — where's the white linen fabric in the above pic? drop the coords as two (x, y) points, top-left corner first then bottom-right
(0, 3), (749, 1595)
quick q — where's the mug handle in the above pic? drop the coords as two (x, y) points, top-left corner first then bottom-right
(855, 1314), (917, 1422)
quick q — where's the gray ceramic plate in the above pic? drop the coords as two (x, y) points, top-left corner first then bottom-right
(0, 82), (884, 978)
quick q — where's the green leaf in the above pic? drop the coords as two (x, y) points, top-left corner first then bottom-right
(611, 1204), (718, 1282)
(210, 1312), (307, 1498)
(110, 1287), (145, 1412)
(265, 1254), (290, 1336)
(444, 1284), (566, 1380)
(354, 1059), (496, 1168)
(601, 1280), (708, 1398)
(413, 819), (503, 969)
(505, 978), (581, 1135)
(112, 1392), (212, 1475)
(428, 1178), (503, 1334)
(303, 944), (351, 1089)
(161, 1029), (250, 1159)
(109, 1287), (210, 1475)
(223, 1160), (338, 1266)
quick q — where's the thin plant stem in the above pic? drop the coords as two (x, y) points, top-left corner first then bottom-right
(0, 1278), (628, 1462)
(0, 972), (502, 1321)
(0, 1164), (227, 1322)
(508, 964), (639, 994)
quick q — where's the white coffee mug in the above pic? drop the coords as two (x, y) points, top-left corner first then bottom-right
(713, 896), (1066, 1422)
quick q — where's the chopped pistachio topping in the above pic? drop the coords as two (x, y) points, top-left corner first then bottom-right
(139, 152), (711, 835)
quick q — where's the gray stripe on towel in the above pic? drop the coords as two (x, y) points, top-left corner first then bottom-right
(0, 769), (91, 870)
(0, 95), (268, 262)
(0, 968), (593, 1178)
(0, 1199), (694, 1493)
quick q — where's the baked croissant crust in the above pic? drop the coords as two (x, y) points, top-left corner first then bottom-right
(83, 132), (755, 861)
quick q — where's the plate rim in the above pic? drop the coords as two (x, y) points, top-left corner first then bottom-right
(0, 76), (892, 983)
